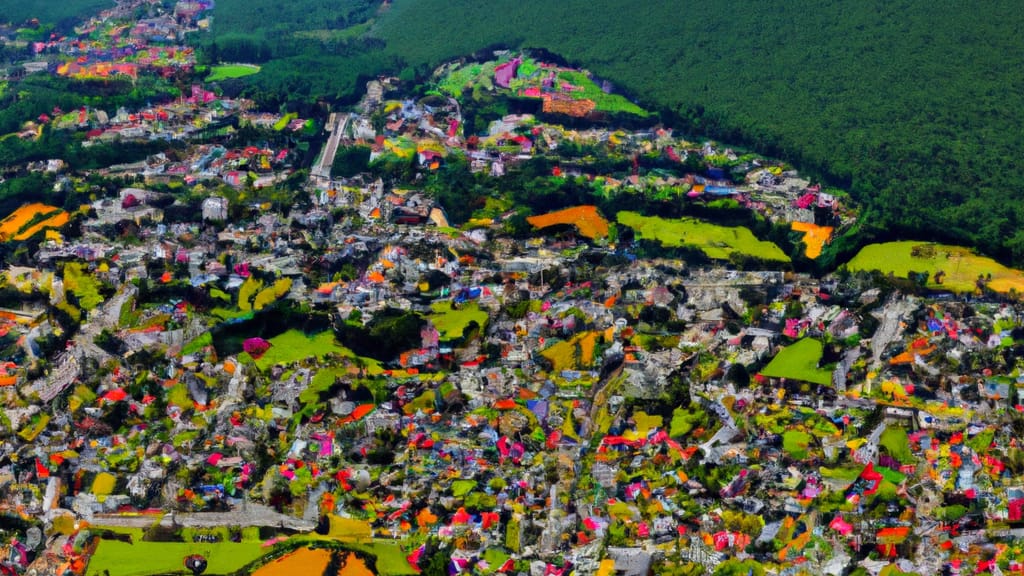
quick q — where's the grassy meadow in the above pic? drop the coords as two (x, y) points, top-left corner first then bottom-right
(616, 211), (788, 262)
(205, 64), (261, 82)
(760, 338), (833, 386)
(846, 241), (1024, 293)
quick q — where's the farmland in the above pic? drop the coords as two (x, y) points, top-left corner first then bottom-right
(846, 241), (1024, 294)
(252, 548), (332, 576)
(616, 211), (788, 262)
(0, 203), (67, 242)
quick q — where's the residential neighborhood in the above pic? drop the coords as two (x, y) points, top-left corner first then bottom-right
(2, 3), (1024, 576)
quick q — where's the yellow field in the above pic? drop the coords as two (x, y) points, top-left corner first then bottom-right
(541, 331), (599, 371)
(0, 203), (68, 242)
(528, 205), (610, 239)
(847, 241), (1024, 293)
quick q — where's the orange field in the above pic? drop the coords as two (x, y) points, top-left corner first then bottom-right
(252, 548), (373, 576)
(15, 211), (69, 241)
(527, 205), (609, 239)
(791, 221), (833, 259)
(337, 553), (374, 576)
(0, 203), (68, 242)
(253, 548), (331, 576)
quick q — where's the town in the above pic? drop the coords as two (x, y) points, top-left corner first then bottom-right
(3, 2), (1024, 576)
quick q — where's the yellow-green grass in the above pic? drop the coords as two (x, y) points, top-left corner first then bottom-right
(87, 526), (411, 576)
(86, 529), (268, 576)
(846, 240), (1024, 293)
(782, 429), (813, 460)
(541, 331), (599, 371)
(428, 301), (489, 340)
(616, 211), (789, 262)
(347, 541), (419, 575)
(254, 330), (382, 373)
(760, 338), (833, 386)
(206, 63), (261, 82)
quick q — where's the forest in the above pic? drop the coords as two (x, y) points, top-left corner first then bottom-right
(1, 0), (113, 29)
(201, 0), (1024, 266)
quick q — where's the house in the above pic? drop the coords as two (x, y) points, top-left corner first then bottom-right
(493, 57), (520, 88)
(605, 547), (652, 576)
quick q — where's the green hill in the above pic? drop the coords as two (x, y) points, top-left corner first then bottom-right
(156, 0), (1024, 266)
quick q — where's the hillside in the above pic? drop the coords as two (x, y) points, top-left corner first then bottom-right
(214, 0), (1024, 264)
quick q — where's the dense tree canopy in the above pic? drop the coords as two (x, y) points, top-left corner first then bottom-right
(204, 0), (1024, 265)
(1, 0), (111, 29)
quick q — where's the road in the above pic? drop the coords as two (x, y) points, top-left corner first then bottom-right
(311, 113), (350, 182)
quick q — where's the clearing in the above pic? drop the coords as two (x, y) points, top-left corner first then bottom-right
(617, 211), (788, 262)
(846, 241), (1024, 293)
(428, 301), (489, 341)
(254, 330), (382, 373)
(206, 63), (261, 82)
(760, 338), (833, 386)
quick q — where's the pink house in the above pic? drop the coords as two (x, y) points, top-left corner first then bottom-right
(494, 57), (521, 88)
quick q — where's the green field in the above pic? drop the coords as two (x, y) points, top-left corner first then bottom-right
(555, 70), (649, 116)
(428, 301), (489, 341)
(616, 211), (788, 262)
(86, 527), (268, 576)
(206, 64), (261, 82)
(347, 541), (419, 575)
(782, 429), (813, 460)
(85, 525), (417, 576)
(254, 330), (381, 373)
(846, 241), (1024, 294)
(760, 338), (833, 386)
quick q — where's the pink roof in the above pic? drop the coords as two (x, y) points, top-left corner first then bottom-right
(494, 57), (521, 88)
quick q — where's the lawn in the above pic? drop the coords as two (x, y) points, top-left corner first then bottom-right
(528, 205), (609, 239)
(86, 531), (269, 576)
(846, 240), (1024, 293)
(348, 541), (419, 575)
(879, 426), (914, 464)
(86, 525), (403, 576)
(205, 63), (261, 82)
(428, 301), (489, 341)
(669, 405), (708, 438)
(759, 338), (833, 386)
(616, 211), (789, 262)
(782, 429), (813, 460)
(254, 330), (381, 373)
